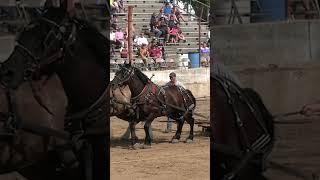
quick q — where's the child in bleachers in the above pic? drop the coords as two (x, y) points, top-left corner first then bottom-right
(138, 43), (150, 69)
(176, 23), (185, 42)
(169, 26), (179, 43)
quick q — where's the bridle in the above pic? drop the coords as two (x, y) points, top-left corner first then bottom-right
(112, 65), (135, 86)
(0, 16), (79, 137)
(213, 74), (273, 180)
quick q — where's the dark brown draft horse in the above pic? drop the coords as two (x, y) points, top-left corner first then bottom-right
(0, 8), (108, 180)
(211, 74), (274, 180)
(112, 64), (196, 147)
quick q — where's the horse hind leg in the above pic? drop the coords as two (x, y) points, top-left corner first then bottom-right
(185, 112), (194, 143)
(171, 118), (184, 143)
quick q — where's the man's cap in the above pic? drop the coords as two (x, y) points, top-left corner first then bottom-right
(169, 72), (176, 77)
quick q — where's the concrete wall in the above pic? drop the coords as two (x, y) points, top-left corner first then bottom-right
(212, 20), (320, 114)
(213, 20), (320, 66)
(110, 68), (210, 98)
(228, 65), (320, 114)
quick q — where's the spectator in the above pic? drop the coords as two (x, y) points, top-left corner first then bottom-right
(111, 0), (119, 13)
(135, 32), (149, 47)
(176, 23), (185, 42)
(150, 12), (162, 37)
(138, 43), (149, 69)
(162, 2), (172, 17)
(149, 42), (164, 65)
(158, 17), (169, 42)
(168, 14), (177, 28)
(120, 46), (128, 58)
(157, 9), (167, 21)
(200, 42), (210, 66)
(118, 0), (124, 12)
(172, 5), (185, 22)
(110, 29), (116, 42)
(115, 27), (125, 47)
(169, 26), (179, 43)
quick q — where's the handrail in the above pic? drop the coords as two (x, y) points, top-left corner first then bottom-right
(173, 0), (210, 22)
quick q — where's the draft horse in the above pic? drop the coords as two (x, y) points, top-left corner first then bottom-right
(0, 8), (108, 180)
(112, 64), (196, 147)
(211, 74), (274, 180)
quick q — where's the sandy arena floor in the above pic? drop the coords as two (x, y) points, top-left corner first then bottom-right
(110, 98), (210, 180)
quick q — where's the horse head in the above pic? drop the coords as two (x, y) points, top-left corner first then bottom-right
(0, 8), (73, 89)
(113, 63), (135, 86)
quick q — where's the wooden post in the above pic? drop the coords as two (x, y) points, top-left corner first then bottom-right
(128, 6), (133, 65)
(198, 7), (203, 67)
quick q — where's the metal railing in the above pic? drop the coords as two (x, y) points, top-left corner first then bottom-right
(174, 0), (209, 22)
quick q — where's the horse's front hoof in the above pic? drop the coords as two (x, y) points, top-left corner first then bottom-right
(185, 139), (193, 143)
(130, 143), (143, 150)
(142, 144), (152, 149)
(171, 139), (179, 143)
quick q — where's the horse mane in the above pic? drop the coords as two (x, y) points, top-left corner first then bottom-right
(133, 67), (149, 85)
(75, 19), (109, 68)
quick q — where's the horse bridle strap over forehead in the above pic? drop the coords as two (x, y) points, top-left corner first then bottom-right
(15, 17), (77, 70)
(113, 65), (135, 86)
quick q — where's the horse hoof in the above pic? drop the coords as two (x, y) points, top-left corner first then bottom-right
(171, 139), (179, 144)
(130, 143), (142, 149)
(142, 144), (152, 149)
(186, 139), (193, 143)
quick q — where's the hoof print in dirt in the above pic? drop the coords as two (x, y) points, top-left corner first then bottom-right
(171, 139), (179, 144)
(185, 139), (193, 143)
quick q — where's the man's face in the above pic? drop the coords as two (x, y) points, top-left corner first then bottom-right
(170, 76), (176, 82)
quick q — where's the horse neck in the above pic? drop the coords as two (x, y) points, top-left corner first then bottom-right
(127, 74), (146, 97)
(57, 54), (107, 113)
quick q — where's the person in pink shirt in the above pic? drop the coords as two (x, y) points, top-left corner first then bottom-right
(115, 27), (124, 47)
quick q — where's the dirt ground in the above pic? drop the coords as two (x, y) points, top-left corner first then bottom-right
(3, 98), (320, 180)
(110, 98), (210, 180)
(264, 115), (320, 180)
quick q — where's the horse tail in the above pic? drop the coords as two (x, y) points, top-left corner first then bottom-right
(242, 88), (274, 143)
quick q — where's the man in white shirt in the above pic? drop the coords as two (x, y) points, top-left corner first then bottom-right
(135, 32), (149, 47)
(164, 72), (185, 133)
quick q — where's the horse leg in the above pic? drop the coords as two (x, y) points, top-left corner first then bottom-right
(129, 121), (139, 146)
(120, 124), (131, 140)
(185, 112), (194, 143)
(171, 118), (184, 143)
(143, 114), (154, 148)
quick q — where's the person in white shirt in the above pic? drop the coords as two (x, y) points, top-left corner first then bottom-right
(164, 72), (185, 133)
(110, 30), (116, 42)
(135, 32), (149, 47)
